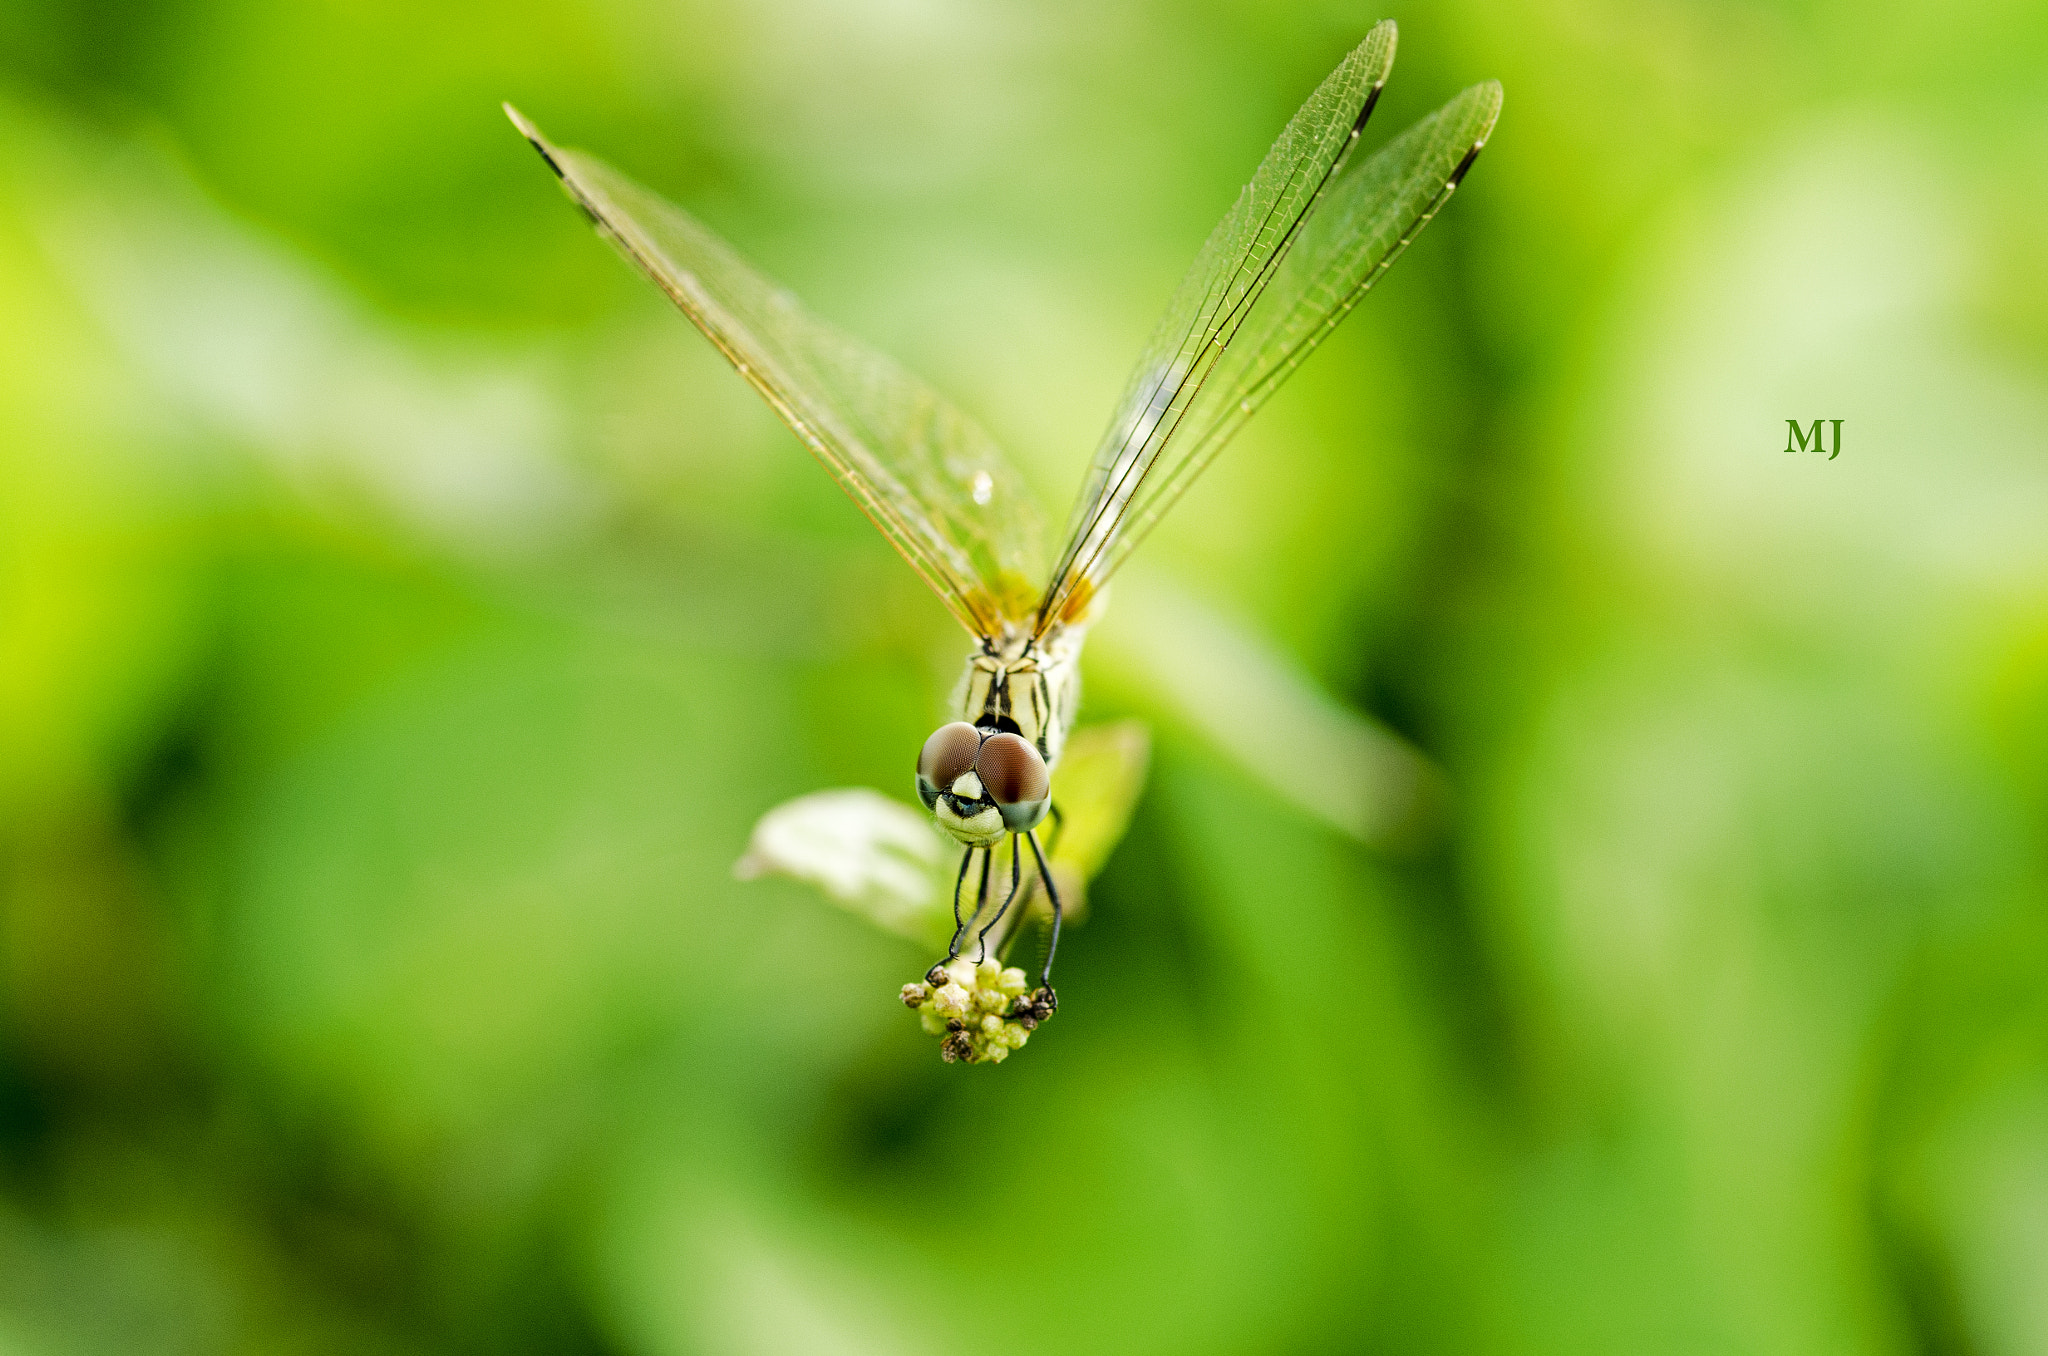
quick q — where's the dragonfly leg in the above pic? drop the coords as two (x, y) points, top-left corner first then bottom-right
(1046, 801), (1066, 856)
(940, 845), (975, 967)
(974, 836), (1025, 962)
(1023, 829), (1063, 1003)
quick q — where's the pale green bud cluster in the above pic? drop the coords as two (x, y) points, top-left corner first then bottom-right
(897, 956), (1052, 1064)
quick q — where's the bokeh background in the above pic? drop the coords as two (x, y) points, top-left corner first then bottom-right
(4, 0), (2046, 1351)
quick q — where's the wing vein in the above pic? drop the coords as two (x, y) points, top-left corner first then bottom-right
(1033, 24), (1400, 633)
(506, 104), (1045, 641)
(1035, 66), (1501, 624)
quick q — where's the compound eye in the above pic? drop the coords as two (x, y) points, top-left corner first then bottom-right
(916, 722), (983, 808)
(975, 732), (1050, 832)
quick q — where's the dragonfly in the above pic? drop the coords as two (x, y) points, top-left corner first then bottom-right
(507, 19), (1500, 1044)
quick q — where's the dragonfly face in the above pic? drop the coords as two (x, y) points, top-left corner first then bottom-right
(507, 18), (1500, 1049)
(917, 722), (1050, 846)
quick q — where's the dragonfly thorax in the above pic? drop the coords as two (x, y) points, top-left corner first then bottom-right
(913, 627), (1083, 846)
(958, 627), (1084, 771)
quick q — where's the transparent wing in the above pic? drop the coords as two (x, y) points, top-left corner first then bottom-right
(1078, 80), (1504, 596)
(1037, 66), (1503, 634)
(1034, 21), (1395, 633)
(506, 106), (1044, 640)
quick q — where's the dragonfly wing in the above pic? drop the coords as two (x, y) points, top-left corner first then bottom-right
(506, 106), (1044, 640)
(1090, 81), (1502, 586)
(1035, 21), (1396, 632)
(1036, 35), (1502, 631)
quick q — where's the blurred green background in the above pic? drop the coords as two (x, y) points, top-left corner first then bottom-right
(3, 0), (2046, 1351)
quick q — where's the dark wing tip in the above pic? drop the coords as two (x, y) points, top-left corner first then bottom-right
(1447, 143), (1484, 189)
(1346, 19), (1399, 133)
(1363, 18), (1398, 85)
(1446, 80), (1504, 188)
(1469, 79), (1505, 149)
(502, 102), (568, 180)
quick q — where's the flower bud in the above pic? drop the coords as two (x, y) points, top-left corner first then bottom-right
(904, 963), (1055, 1064)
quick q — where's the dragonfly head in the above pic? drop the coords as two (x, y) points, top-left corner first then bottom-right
(917, 722), (1050, 845)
